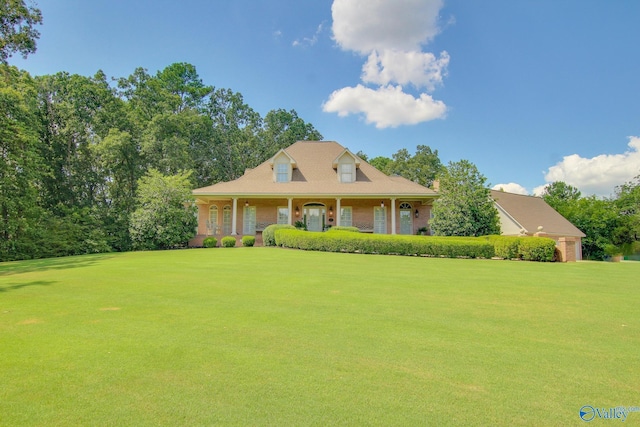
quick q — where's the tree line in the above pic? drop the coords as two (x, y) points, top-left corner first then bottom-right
(0, 62), (322, 261)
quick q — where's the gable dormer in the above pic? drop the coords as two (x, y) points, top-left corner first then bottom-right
(269, 149), (297, 183)
(332, 149), (361, 183)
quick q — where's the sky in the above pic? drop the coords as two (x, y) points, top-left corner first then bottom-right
(12, 0), (640, 197)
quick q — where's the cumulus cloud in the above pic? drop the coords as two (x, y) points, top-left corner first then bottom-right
(362, 50), (450, 90)
(535, 136), (640, 197)
(324, 0), (449, 128)
(492, 183), (529, 195)
(331, 0), (443, 53)
(323, 84), (446, 128)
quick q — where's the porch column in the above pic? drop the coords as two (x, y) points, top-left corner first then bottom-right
(336, 198), (341, 226)
(231, 197), (238, 235)
(287, 198), (293, 225)
(391, 198), (396, 235)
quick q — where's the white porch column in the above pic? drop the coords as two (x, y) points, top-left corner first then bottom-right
(231, 198), (238, 235)
(336, 198), (342, 226)
(391, 198), (396, 235)
(287, 198), (293, 225)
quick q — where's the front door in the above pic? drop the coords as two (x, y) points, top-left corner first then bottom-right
(399, 203), (413, 235)
(306, 207), (323, 232)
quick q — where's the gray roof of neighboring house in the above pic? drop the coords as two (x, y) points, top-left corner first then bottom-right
(490, 190), (585, 237)
(193, 141), (438, 198)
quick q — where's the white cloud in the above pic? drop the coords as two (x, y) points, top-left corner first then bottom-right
(538, 136), (640, 196)
(492, 183), (529, 195)
(293, 22), (325, 48)
(322, 84), (446, 129)
(362, 50), (449, 91)
(331, 0), (443, 53)
(325, 0), (449, 129)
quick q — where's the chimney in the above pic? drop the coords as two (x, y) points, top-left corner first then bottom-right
(432, 180), (440, 192)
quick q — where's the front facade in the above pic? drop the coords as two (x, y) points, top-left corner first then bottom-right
(190, 141), (438, 245)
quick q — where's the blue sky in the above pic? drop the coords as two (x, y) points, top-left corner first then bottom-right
(12, 0), (640, 196)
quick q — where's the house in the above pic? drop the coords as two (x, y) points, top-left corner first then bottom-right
(191, 141), (438, 245)
(490, 189), (586, 261)
(190, 140), (585, 262)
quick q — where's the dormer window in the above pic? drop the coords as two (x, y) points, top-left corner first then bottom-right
(276, 163), (288, 182)
(269, 149), (297, 183)
(333, 148), (360, 183)
(340, 163), (354, 183)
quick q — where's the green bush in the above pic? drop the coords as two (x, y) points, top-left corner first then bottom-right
(242, 235), (256, 247)
(202, 237), (217, 248)
(262, 224), (296, 246)
(274, 229), (495, 259)
(328, 226), (360, 233)
(488, 236), (521, 259)
(518, 237), (556, 262)
(221, 236), (237, 248)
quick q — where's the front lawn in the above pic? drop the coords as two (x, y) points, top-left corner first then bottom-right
(1, 249), (638, 425)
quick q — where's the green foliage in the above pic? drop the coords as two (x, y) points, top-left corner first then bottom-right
(221, 236), (237, 248)
(129, 169), (197, 250)
(431, 160), (500, 237)
(202, 237), (217, 248)
(0, 0), (43, 63)
(327, 226), (360, 233)
(262, 224), (295, 246)
(274, 229), (495, 259)
(241, 235), (255, 247)
(517, 238), (557, 262)
(361, 145), (442, 187)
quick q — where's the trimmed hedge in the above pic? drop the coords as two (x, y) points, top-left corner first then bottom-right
(484, 235), (556, 262)
(262, 224), (296, 246)
(274, 229), (495, 259)
(272, 230), (557, 262)
(221, 236), (237, 248)
(327, 226), (360, 233)
(202, 237), (217, 248)
(242, 235), (256, 247)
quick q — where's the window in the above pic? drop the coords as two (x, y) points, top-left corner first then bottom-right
(340, 207), (352, 227)
(340, 163), (354, 183)
(276, 163), (288, 182)
(277, 207), (289, 224)
(374, 206), (387, 234)
(223, 205), (232, 235)
(243, 206), (256, 235)
(208, 205), (218, 235)
(399, 203), (412, 235)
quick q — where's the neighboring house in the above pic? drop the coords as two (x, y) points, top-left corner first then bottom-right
(490, 190), (586, 261)
(191, 141), (438, 245)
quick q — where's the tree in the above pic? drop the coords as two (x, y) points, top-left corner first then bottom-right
(541, 181), (581, 216)
(430, 160), (500, 236)
(0, 0), (43, 63)
(0, 65), (43, 260)
(129, 169), (197, 250)
(614, 175), (640, 248)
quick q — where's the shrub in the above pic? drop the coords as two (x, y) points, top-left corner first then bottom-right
(328, 226), (360, 233)
(489, 236), (521, 259)
(202, 237), (217, 248)
(518, 237), (556, 262)
(221, 236), (237, 248)
(274, 229), (495, 259)
(242, 235), (256, 247)
(262, 224), (296, 246)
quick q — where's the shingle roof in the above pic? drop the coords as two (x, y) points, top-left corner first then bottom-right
(490, 190), (585, 237)
(193, 141), (438, 198)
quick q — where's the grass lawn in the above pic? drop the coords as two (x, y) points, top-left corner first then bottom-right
(1, 248), (639, 426)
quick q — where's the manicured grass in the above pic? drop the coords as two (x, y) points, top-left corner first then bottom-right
(1, 249), (639, 426)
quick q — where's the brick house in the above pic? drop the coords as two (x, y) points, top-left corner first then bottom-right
(190, 140), (438, 245)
